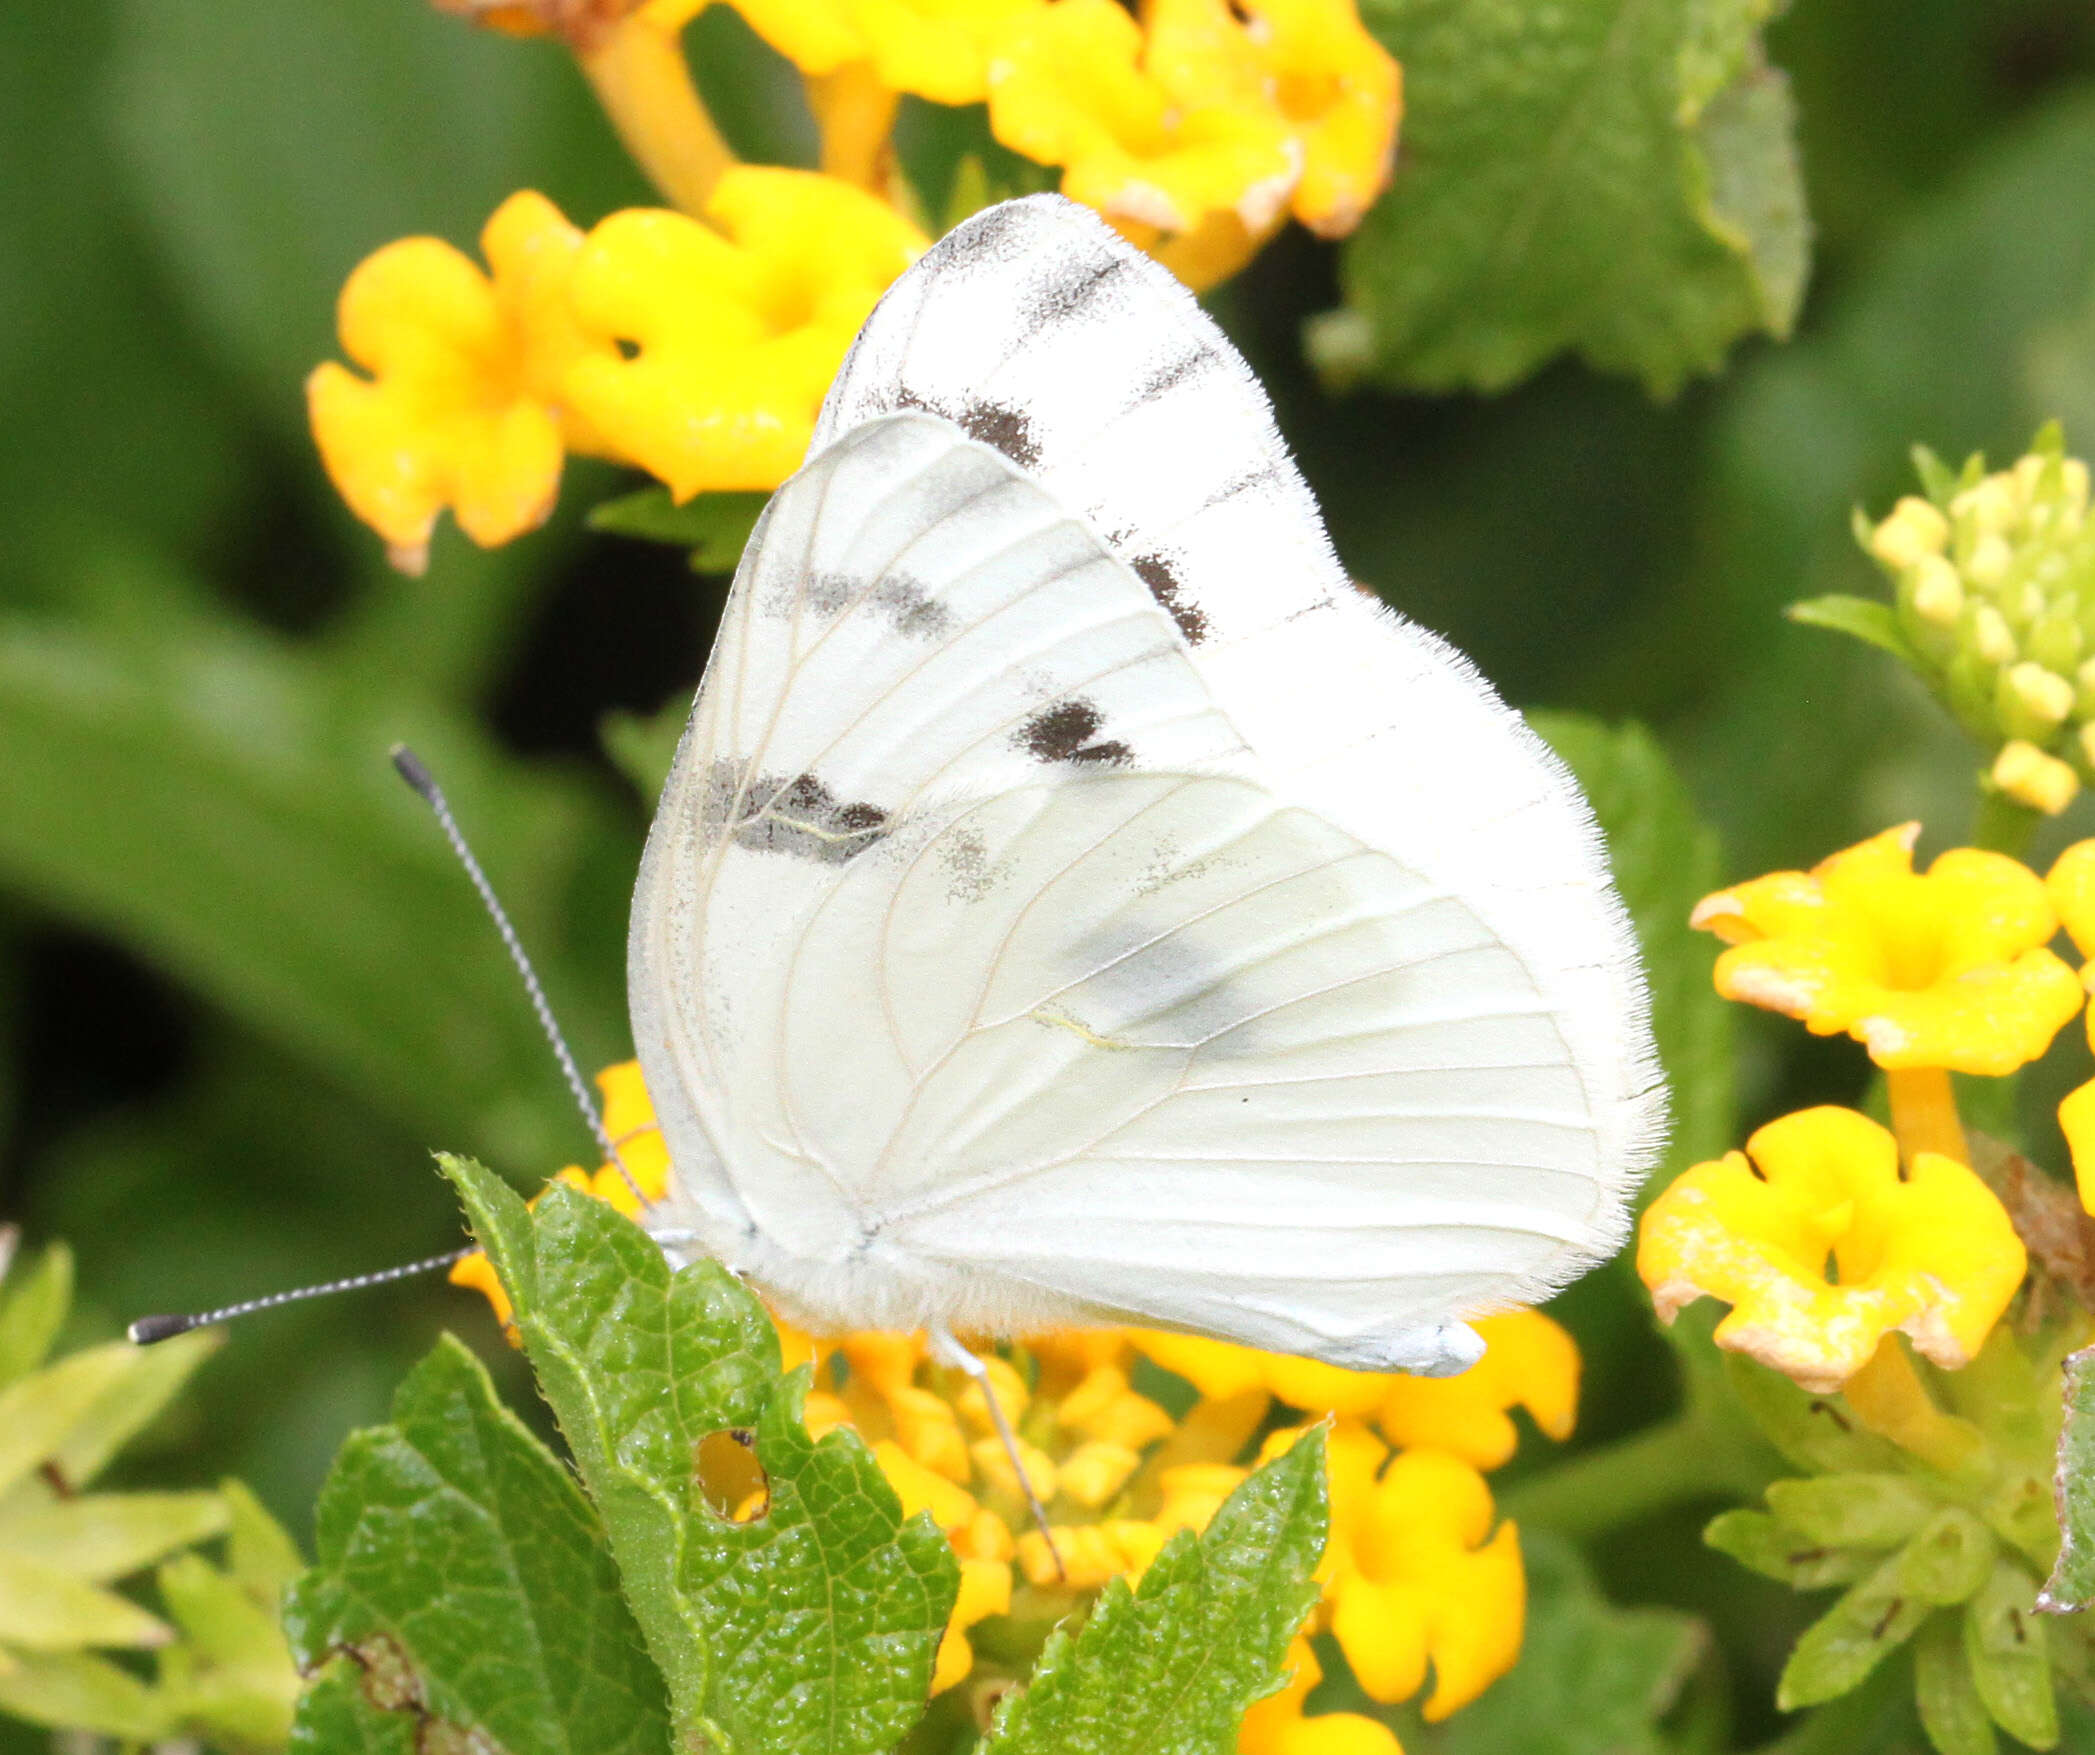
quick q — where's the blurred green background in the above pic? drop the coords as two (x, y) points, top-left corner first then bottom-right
(6, 0), (2095, 1741)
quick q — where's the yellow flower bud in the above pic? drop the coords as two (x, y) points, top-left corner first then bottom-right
(1871, 496), (1950, 568)
(1056, 1439), (1144, 1508)
(1909, 554), (1964, 626)
(1967, 531), (2014, 587)
(2005, 659), (2075, 726)
(1971, 605), (2017, 665)
(1991, 740), (2081, 816)
(969, 1434), (1058, 1504)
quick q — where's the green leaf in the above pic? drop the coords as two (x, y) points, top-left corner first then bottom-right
(288, 1665), (419, 1755)
(0, 1241), (73, 1390)
(982, 1428), (1325, 1755)
(284, 1333), (668, 1755)
(1764, 1475), (1940, 1550)
(587, 488), (768, 573)
(2039, 1342), (2095, 1612)
(600, 696), (691, 804)
(442, 1154), (957, 1755)
(1965, 1562), (2057, 1748)
(0, 1490), (228, 1582)
(0, 1343), (147, 1499)
(224, 1478), (307, 1606)
(1415, 1533), (1705, 1755)
(1915, 1614), (1997, 1755)
(1724, 1353), (1906, 1477)
(1530, 714), (1733, 1174)
(0, 1552), (172, 1649)
(0, 1649), (176, 1742)
(1704, 1509), (1875, 1591)
(1332, 0), (1807, 397)
(158, 1548), (304, 1751)
(0, 614), (626, 1171)
(1787, 595), (1922, 664)
(1897, 1511), (1997, 1609)
(51, 1330), (223, 1491)
(1777, 1547), (1932, 1710)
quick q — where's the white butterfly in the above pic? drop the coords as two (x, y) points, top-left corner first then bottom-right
(628, 194), (1664, 1385)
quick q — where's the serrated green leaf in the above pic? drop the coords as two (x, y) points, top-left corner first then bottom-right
(2038, 1343), (2095, 1613)
(1334, 0), (1807, 397)
(1916, 1613), (1997, 1755)
(288, 1664), (419, 1755)
(0, 1648), (176, 1742)
(1777, 1547), (1931, 1710)
(284, 1333), (667, 1755)
(0, 1489), (227, 1582)
(1787, 595), (1921, 664)
(983, 1429), (1325, 1755)
(0, 1552), (172, 1649)
(1530, 714), (1732, 1174)
(587, 488), (767, 572)
(1965, 1562), (2057, 1748)
(443, 1155), (956, 1755)
(1415, 1533), (1705, 1755)
(1704, 1510), (1875, 1590)
(1765, 1476), (1939, 1550)
(0, 1242), (73, 1390)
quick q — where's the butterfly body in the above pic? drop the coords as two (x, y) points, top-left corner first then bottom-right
(630, 196), (1663, 1376)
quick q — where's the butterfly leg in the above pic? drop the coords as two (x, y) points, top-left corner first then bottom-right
(927, 1323), (1065, 1582)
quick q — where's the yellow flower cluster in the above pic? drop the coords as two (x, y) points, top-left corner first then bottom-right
(308, 177), (923, 573)
(455, 1062), (1577, 1752)
(1635, 824), (2095, 1417)
(312, 0), (1399, 564)
(1857, 425), (2095, 814)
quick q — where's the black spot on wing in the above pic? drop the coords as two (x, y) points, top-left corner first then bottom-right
(1136, 347), (1213, 402)
(1018, 699), (1133, 767)
(804, 570), (954, 639)
(891, 386), (1042, 470)
(1131, 553), (1208, 645)
(704, 760), (889, 864)
(956, 400), (1040, 468)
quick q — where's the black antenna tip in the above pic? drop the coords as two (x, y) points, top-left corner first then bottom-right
(390, 743), (440, 804)
(128, 1312), (203, 1345)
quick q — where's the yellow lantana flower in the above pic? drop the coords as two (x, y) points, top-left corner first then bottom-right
(1142, 0), (1400, 237)
(1321, 1440), (1523, 1720)
(1690, 823), (2081, 1074)
(1239, 1638), (1403, 1755)
(307, 190), (610, 571)
(1128, 1309), (1580, 1469)
(1637, 1107), (2028, 1392)
(564, 167), (926, 499)
(653, 0), (1037, 105)
(2043, 840), (2095, 1212)
(987, 0), (1301, 241)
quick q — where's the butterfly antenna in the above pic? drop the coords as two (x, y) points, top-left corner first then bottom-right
(128, 1246), (473, 1345)
(930, 1325), (1065, 1582)
(390, 744), (648, 1208)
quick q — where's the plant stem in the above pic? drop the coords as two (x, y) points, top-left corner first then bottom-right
(1500, 1410), (1766, 1538)
(1885, 1065), (1967, 1167)
(1971, 785), (2041, 859)
(579, 15), (735, 217)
